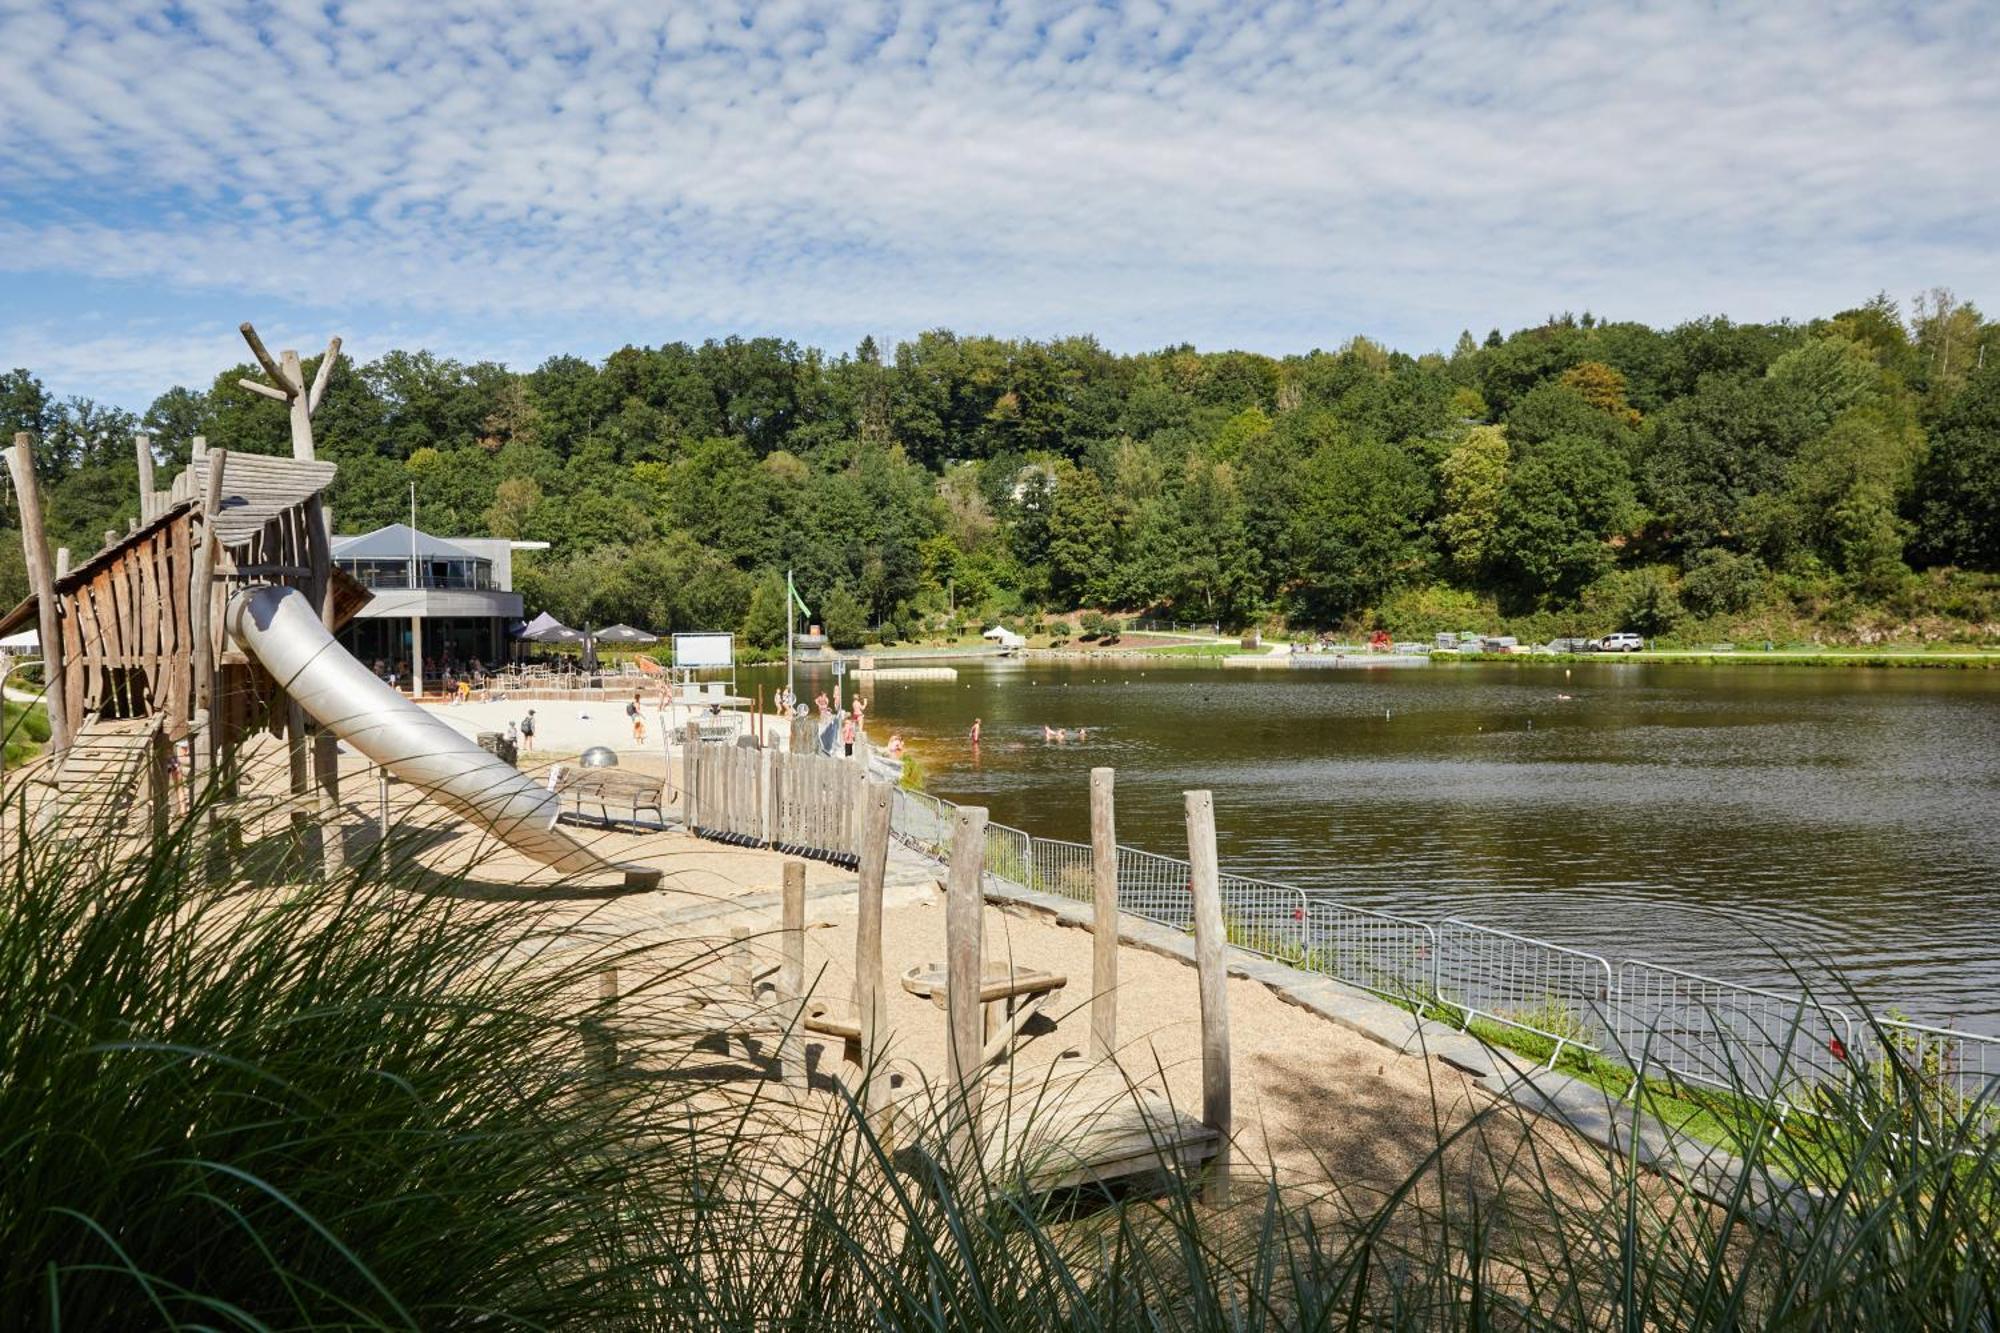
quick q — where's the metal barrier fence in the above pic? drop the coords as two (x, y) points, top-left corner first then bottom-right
(1615, 961), (1853, 1109)
(1435, 921), (1614, 1065)
(882, 787), (2000, 1116)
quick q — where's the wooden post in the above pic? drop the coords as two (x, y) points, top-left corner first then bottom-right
(7, 433), (68, 753)
(134, 433), (157, 523)
(1184, 789), (1233, 1206)
(945, 804), (989, 1128)
(1090, 767), (1119, 1061)
(102, 528), (118, 551)
(55, 547), (69, 578)
(776, 859), (810, 1093)
(306, 495), (343, 875)
(189, 452), (226, 718)
(148, 725), (171, 843)
(780, 860), (806, 998)
(852, 781), (891, 1111)
(191, 434), (207, 462)
(683, 720), (702, 829)
(590, 966), (620, 1073)
(729, 926), (752, 994)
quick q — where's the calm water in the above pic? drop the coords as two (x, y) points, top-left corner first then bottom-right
(797, 659), (2000, 1032)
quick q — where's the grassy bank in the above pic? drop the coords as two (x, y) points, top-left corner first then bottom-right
(6, 769), (1998, 1327)
(1439, 649), (2000, 669)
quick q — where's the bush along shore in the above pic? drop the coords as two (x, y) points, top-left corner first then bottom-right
(5, 760), (1998, 1328)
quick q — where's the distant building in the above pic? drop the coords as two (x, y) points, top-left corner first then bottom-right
(331, 523), (549, 690)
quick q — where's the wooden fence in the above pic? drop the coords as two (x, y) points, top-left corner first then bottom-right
(685, 735), (864, 865)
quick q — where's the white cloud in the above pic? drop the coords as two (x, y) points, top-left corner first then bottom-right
(1, 0), (1996, 405)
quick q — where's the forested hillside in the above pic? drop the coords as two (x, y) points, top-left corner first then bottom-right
(5, 292), (1998, 646)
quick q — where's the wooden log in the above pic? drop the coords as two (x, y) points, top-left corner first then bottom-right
(780, 860), (806, 999)
(188, 450), (226, 730)
(1184, 789), (1233, 1206)
(134, 433), (157, 522)
(307, 336), (342, 414)
(306, 496), (343, 875)
(239, 322), (290, 394)
(8, 434), (69, 752)
(856, 780), (893, 1116)
(945, 804), (989, 1127)
(284, 350), (312, 459)
(55, 546), (69, 577)
(1090, 766), (1119, 1061)
(103, 528), (118, 550)
(191, 434), (207, 462)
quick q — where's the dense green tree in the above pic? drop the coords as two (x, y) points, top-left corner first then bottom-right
(1913, 363), (2000, 569)
(1489, 435), (1637, 606)
(1287, 437), (1433, 622)
(1437, 426), (1510, 579)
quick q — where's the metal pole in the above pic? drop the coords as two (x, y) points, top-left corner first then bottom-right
(785, 568), (795, 706)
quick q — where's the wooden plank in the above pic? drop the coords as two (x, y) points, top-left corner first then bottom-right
(7, 434), (69, 751)
(59, 580), (84, 739)
(1184, 789), (1233, 1206)
(189, 449), (226, 773)
(134, 433), (157, 523)
(780, 860), (806, 1000)
(946, 804), (990, 1130)
(305, 494), (343, 875)
(1090, 766), (1119, 1061)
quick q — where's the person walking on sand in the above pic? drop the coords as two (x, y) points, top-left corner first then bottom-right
(519, 709), (537, 752)
(628, 692), (646, 743)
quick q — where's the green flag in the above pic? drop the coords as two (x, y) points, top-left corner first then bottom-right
(787, 574), (811, 620)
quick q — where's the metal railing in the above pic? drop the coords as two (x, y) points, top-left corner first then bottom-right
(1615, 961), (1853, 1109)
(1436, 921), (1614, 1066)
(883, 787), (2000, 1118)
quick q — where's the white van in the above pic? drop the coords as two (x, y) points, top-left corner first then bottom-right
(1599, 632), (1645, 652)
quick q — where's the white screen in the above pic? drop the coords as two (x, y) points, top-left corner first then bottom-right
(673, 632), (734, 668)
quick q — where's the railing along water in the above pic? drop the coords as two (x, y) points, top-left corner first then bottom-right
(884, 781), (1999, 1120)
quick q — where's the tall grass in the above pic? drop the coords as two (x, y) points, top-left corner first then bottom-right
(4, 756), (1997, 1328)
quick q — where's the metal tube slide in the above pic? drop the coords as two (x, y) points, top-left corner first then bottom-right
(227, 584), (659, 887)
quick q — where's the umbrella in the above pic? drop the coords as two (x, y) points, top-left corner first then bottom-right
(516, 610), (565, 640)
(593, 624), (660, 644)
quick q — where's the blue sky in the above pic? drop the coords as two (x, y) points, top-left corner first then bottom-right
(2, 0), (1996, 409)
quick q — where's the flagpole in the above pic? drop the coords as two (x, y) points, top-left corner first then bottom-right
(785, 568), (795, 705)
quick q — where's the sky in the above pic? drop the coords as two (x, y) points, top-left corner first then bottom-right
(1, 0), (1996, 409)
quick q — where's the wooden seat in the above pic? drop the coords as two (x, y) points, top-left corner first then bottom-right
(902, 960), (1067, 1066)
(919, 1059), (1222, 1193)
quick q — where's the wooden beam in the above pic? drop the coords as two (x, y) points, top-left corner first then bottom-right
(945, 804), (989, 1129)
(1090, 766), (1119, 1061)
(1184, 789), (1233, 1206)
(239, 322), (291, 395)
(134, 433), (157, 522)
(7, 433), (69, 753)
(307, 336), (342, 414)
(237, 377), (290, 404)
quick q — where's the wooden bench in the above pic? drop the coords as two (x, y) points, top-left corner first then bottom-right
(554, 767), (669, 826)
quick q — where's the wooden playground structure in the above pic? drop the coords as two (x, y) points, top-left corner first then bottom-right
(1, 325), (360, 858)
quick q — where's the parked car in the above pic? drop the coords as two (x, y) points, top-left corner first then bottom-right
(1598, 632), (1646, 653)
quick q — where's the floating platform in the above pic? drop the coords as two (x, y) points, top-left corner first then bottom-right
(1285, 653), (1430, 669)
(856, 666), (958, 681)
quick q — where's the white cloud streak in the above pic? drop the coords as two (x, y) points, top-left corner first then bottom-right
(0, 0), (1996, 404)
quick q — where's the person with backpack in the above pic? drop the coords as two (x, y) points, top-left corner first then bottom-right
(519, 709), (538, 752)
(627, 692), (646, 743)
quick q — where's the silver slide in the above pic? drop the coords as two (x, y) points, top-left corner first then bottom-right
(227, 584), (659, 887)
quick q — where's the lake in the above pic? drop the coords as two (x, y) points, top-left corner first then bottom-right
(794, 657), (2000, 1033)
